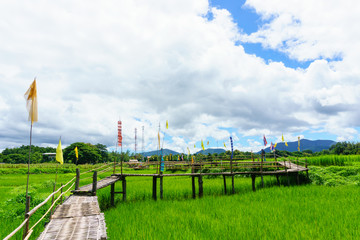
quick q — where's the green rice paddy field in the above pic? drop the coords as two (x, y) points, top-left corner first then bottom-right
(1, 158), (360, 239)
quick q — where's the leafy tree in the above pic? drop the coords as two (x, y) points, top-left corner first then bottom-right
(63, 142), (102, 164)
(95, 143), (109, 162)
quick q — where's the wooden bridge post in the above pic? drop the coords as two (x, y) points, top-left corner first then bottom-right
(92, 171), (97, 196)
(251, 174), (256, 192)
(110, 183), (115, 206)
(22, 196), (30, 240)
(284, 160), (290, 186)
(152, 176), (157, 200)
(191, 176), (196, 199)
(60, 183), (63, 204)
(260, 151), (264, 188)
(223, 175), (227, 194)
(231, 175), (235, 194)
(160, 176), (164, 200)
(276, 174), (280, 186)
(122, 176), (127, 201)
(75, 168), (80, 190)
(198, 175), (203, 198)
(305, 158), (309, 179)
(296, 172), (300, 185)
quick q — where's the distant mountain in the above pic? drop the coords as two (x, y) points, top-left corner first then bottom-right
(195, 148), (226, 155)
(262, 139), (336, 153)
(142, 148), (180, 157)
(141, 148), (226, 157)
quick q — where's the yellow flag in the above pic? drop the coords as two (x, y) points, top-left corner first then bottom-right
(166, 120), (168, 129)
(224, 142), (226, 148)
(298, 136), (300, 151)
(201, 140), (205, 150)
(194, 144), (196, 148)
(207, 141), (209, 146)
(274, 142), (277, 148)
(56, 139), (63, 164)
(24, 79), (38, 123)
(282, 134), (284, 142)
(192, 156), (194, 164)
(158, 131), (161, 150)
(75, 146), (78, 160)
(187, 147), (190, 156)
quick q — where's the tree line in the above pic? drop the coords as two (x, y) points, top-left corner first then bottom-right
(1, 141), (359, 164)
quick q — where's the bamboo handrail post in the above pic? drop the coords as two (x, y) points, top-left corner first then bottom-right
(75, 168), (80, 190)
(92, 171), (97, 196)
(60, 183), (63, 204)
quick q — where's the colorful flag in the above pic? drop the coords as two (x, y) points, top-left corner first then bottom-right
(274, 142), (277, 148)
(263, 135), (267, 146)
(158, 131), (160, 150)
(201, 140), (205, 150)
(298, 136), (300, 151)
(166, 120), (168, 129)
(56, 138), (63, 165)
(230, 137), (234, 159)
(75, 146), (78, 161)
(207, 141), (209, 146)
(282, 134), (288, 147)
(192, 156), (194, 164)
(117, 121), (122, 146)
(270, 142), (274, 152)
(24, 79), (38, 124)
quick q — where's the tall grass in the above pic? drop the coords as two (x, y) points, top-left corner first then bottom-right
(306, 155), (360, 166)
(103, 185), (360, 239)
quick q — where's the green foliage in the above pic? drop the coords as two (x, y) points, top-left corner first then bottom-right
(63, 142), (103, 164)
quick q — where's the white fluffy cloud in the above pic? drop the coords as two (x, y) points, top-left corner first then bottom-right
(0, 0), (359, 152)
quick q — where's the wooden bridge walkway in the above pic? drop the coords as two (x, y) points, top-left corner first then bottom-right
(37, 196), (107, 240)
(37, 159), (308, 239)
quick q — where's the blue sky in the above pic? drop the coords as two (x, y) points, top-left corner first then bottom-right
(1, 0), (359, 153)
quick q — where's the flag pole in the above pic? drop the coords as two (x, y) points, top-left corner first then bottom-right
(25, 122), (33, 198)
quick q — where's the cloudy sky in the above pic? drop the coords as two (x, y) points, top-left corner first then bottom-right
(1, 0), (359, 153)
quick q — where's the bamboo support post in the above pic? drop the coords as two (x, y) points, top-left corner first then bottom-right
(122, 177), (126, 201)
(284, 160), (290, 186)
(92, 171), (97, 196)
(191, 176), (196, 199)
(276, 174), (280, 186)
(198, 175), (203, 198)
(260, 152), (264, 188)
(305, 158), (309, 179)
(22, 196), (30, 240)
(75, 168), (80, 190)
(223, 175), (227, 194)
(296, 172), (300, 185)
(110, 183), (115, 206)
(231, 175), (235, 194)
(160, 176), (163, 200)
(251, 174), (256, 192)
(152, 176), (157, 200)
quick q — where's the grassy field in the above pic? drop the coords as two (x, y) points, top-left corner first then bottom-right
(1, 159), (360, 239)
(102, 185), (360, 239)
